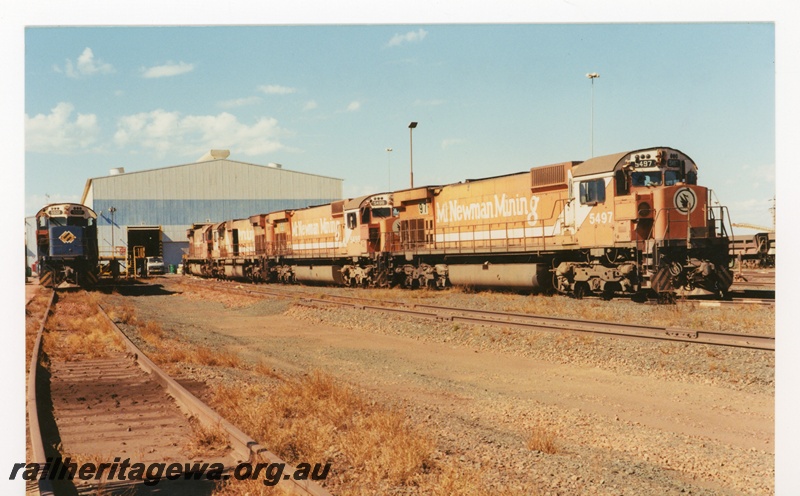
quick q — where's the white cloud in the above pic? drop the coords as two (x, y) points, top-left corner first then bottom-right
(141, 61), (194, 78)
(346, 101), (361, 112)
(25, 102), (101, 153)
(259, 85), (297, 95)
(114, 110), (288, 157)
(303, 101), (318, 111)
(57, 47), (114, 78)
(387, 29), (428, 47)
(218, 96), (262, 108)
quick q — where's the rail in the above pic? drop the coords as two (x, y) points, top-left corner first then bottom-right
(183, 278), (775, 351)
(95, 304), (333, 496)
(26, 290), (56, 496)
(27, 289), (330, 496)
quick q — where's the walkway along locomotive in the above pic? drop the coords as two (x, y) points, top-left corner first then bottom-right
(184, 147), (734, 299)
(35, 203), (99, 288)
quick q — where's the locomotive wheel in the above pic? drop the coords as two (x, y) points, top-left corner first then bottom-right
(573, 282), (589, 299)
(601, 282), (620, 301)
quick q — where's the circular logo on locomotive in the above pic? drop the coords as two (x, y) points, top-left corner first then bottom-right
(673, 187), (697, 214)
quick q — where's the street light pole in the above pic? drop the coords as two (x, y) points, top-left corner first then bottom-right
(109, 206), (117, 260)
(586, 72), (599, 157)
(386, 148), (393, 191)
(408, 122), (418, 188)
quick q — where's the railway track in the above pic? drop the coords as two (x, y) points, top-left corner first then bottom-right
(691, 297), (775, 308)
(179, 277), (775, 352)
(26, 288), (332, 496)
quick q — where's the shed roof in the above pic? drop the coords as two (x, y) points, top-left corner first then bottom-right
(80, 157), (342, 204)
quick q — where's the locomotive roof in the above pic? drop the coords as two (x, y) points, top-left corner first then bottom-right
(343, 193), (391, 210)
(36, 203), (97, 219)
(571, 151), (630, 178)
(344, 195), (372, 210)
(571, 147), (692, 178)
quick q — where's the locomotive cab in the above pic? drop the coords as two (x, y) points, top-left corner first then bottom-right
(35, 203), (99, 288)
(338, 193), (397, 287)
(613, 149), (733, 297)
(342, 193), (396, 256)
(556, 148), (733, 299)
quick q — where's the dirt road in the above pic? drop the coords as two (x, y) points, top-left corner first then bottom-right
(106, 277), (774, 495)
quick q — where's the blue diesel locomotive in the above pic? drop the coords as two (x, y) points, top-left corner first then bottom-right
(35, 203), (99, 288)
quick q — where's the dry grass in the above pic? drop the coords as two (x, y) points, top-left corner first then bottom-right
(26, 291), (52, 359)
(98, 295), (535, 495)
(253, 360), (285, 380)
(340, 409), (434, 487)
(205, 371), (436, 495)
(195, 346), (242, 368)
(131, 320), (242, 370)
(138, 321), (165, 341)
(526, 425), (559, 454)
(104, 301), (137, 325)
(149, 344), (193, 368)
(184, 417), (230, 459)
(204, 370), (530, 496)
(212, 477), (291, 496)
(43, 292), (125, 360)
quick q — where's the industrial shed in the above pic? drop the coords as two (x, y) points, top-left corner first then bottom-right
(80, 150), (342, 270)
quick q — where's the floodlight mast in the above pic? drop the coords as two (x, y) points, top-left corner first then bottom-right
(586, 73), (600, 157)
(408, 122), (418, 188)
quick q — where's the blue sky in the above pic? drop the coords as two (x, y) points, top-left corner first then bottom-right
(23, 23), (776, 229)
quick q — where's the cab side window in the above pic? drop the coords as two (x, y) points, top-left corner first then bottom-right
(346, 212), (357, 229)
(579, 179), (606, 205)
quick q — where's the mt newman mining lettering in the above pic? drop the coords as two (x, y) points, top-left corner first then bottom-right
(292, 218), (342, 237)
(435, 194), (540, 225)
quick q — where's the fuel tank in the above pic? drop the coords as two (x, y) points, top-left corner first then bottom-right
(447, 263), (550, 291)
(293, 265), (346, 285)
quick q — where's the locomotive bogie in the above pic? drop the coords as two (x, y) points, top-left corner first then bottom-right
(554, 261), (638, 298)
(396, 262), (445, 289)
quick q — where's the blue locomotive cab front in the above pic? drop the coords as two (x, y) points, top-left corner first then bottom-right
(36, 203), (99, 288)
(49, 225), (88, 258)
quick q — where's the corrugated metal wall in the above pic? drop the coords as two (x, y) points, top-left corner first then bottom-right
(87, 158), (343, 267)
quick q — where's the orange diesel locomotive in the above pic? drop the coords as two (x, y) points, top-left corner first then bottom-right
(184, 147), (733, 299)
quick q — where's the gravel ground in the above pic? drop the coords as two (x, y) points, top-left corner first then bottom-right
(99, 276), (774, 495)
